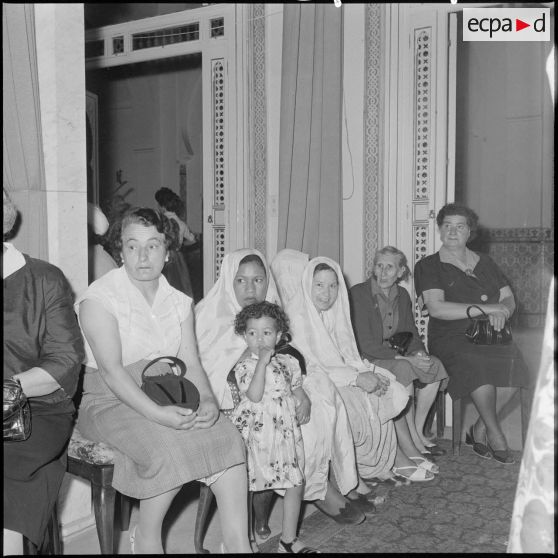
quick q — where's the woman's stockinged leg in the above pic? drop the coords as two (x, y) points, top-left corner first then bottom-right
(210, 463), (252, 553)
(393, 389), (424, 460)
(413, 381), (442, 447)
(136, 487), (181, 553)
(470, 384), (507, 450)
(281, 485), (304, 543)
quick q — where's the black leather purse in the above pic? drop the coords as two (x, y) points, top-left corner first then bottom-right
(387, 331), (414, 356)
(141, 356), (200, 411)
(3, 378), (32, 442)
(465, 305), (512, 345)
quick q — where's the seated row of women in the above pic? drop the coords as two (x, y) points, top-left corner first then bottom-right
(5, 196), (529, 554)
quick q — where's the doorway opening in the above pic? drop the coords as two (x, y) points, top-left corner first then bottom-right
(86, 53), (204, 301)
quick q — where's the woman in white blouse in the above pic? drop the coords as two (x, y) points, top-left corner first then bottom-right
(75, 208), (251, 554)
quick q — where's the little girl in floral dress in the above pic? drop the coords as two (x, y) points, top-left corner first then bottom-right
(232, 301), (319, 554)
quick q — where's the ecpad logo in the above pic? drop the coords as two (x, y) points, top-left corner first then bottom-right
(463, 8), (550, 41)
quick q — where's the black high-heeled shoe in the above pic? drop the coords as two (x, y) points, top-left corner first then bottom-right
(467, 425), (491, 458)
(486, 439), (515, 464)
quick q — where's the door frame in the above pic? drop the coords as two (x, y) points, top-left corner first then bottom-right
(383, 3), (503, 329)
(84, 4), (250, 291)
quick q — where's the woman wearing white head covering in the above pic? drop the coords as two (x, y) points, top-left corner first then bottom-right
(279, 252), (434, 483)
(196, 248), (367, 528)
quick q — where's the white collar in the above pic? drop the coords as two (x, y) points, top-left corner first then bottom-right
(2, 243), (26, 279)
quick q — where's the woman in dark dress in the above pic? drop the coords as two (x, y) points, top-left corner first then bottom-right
(3, 188), (84, 554)
(414, 203), (529, 464)
(154, 187), (196, 299)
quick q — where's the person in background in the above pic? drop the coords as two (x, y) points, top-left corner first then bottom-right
(87, 202), (117, 283)
(154, 187), (196, 299)
(350, 246), (448, 458)
(3, 188), (85, 554)
(414, 203), (529, 464)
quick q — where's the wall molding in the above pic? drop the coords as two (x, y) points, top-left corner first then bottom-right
(475, 227), (554, 243)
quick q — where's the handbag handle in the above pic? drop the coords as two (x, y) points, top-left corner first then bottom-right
(466, 305), (488, 320)
(141, 356), (186, 382)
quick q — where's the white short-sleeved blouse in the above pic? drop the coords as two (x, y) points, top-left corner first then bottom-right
(75, 267), (191, 368)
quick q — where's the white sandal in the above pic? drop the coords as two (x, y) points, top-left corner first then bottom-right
(409, 456), (439, 474)
(392, 465), (435, 482)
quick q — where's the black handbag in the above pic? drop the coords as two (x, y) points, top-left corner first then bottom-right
(387, 331), (414, 356)
(141, 356), (200, 411)
(465, 305), (512, 345)
(3, 378), (32, 442)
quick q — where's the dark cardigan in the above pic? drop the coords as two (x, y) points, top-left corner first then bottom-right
(349, 278), (425, 361)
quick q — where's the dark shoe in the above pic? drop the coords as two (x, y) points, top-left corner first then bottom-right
(486, 440), (516, 464)
(255, 520), (271, 540)
(346, 493), (377, 515)
(278, 537), (320, 553)
(422, 444), (447, 457)
(314, 500), (366, 525)
(466, 425), (491, 458)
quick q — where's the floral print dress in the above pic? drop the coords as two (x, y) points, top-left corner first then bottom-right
(232, 352), (305, 491)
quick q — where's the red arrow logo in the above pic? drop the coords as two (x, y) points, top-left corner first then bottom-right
(516, 18), (530, 31)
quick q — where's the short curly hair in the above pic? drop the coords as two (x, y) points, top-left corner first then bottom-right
(105, 207), (181, 264)
(436, 203), (479, 240)
(154, 187), (185, 217)
(373, 246), (411, 283)
(234, 301), (290, 339)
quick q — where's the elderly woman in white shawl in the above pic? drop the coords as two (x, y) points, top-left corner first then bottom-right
(274, 251), (435, 484)
(195, 248), (371, 535)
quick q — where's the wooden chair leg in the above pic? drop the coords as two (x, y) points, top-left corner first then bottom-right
(436, 391), (446, 439)
(194, 484), (214, 554)
(520, 387), (530, 449)
(452, 397), (462, 455)
(119, 493), (132, 532)
(22, 537), (38, 555)
(91, 481), (116, 554)
(248, 491), (256, 548)
(48, 502), (62, 555)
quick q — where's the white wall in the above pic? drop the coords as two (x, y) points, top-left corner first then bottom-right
(33, 2), (94, 538)
(455, 40), (553, 229)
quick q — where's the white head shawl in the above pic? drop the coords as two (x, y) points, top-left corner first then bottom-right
(270, 248), (309, 307)
(281, 255), (367, 387)
(195, 248), (280, 407)
(278, 253), (408, 420)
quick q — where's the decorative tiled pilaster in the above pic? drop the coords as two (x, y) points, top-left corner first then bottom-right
(363, 4), (383, 278)
(250, 4), (267, 254)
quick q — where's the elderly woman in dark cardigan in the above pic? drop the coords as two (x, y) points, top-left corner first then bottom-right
(349, 246), (448, 457)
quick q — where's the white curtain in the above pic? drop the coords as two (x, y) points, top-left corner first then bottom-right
(277, 3), (343, 262)
(3, 3), (48, 259)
